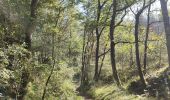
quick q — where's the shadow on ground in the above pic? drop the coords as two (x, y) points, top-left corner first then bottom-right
(128, 67), (170, 99)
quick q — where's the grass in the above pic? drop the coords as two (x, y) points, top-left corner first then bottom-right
(84, 65), (170, 100)
(87, 84), (155, 100)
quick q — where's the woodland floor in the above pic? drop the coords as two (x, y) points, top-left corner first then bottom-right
(78, 93), (92, 100)
(76, 67), (170, 100)
(129, 67), (170, 99)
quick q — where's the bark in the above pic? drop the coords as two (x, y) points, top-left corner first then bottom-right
(42, 33), (55, 100)
(109, 0), (121, 86)
(94, 0), (100, 81)
(41, 7), (62, 99)
(132, 0), (155, 87)
(81, 28), (86, 85)
(94, 35), (100, 81)
(81, 27), (91, 87)
(94, 0), (108, 81)
(160, 0), (170, 67)
(25, 0), (38, 49)
(98, 43), (108, 79)
(135, 14), (146, 87)
(143, 1), (151, 74)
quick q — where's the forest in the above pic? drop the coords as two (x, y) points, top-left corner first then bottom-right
(1, 0), (170, 100)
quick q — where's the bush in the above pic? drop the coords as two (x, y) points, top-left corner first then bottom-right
(0, 44), (34, 98)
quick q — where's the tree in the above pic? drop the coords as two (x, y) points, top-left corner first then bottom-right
(81, 25), (94, 88)
(109, 0), (131, 86)
(109, 0), (121, 86)
(18, 0), (39, 99)
(94, 0), (109, 81)
(143, 0), (151, 74)
(160, 0), (170, 67)
(25, 0), (39, 49)
(130, 0), (155, 87)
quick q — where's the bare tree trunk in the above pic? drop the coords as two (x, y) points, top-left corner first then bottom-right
(81, 29), (86, 86)
(41, 6), (63, 99)
(143, 1), (151, 74)
(25, 0), (38, 49)
(160, 0), (170, 67)
(98, 43), (108, 79)
(94, 0), (108, 81)
(135, 14), (146, 87)
(94, 35), (100, 81)
(81, 27), (89, 87)
(42, 33), (55, 100)
(109, 0), (121, 86)
(132, 0), (155, 87)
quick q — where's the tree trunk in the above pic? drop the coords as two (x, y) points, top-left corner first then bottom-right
(135, 14), (146, 87)
(94, 36), (100, 81)
(98, 43), (107, 79)
(94, 0), (101, 81)
(42, 33), (55, 100)
(143, 2), (151, 74)
(25, 0), (38, 49)
(81, 27), (89, 87)
(109, 0), (121, 86)
(18, 1), (38, 100)
(160, 0), (170, 67)
(18, 70), (30, 100)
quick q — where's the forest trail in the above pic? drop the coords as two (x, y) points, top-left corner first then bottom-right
(1, 0), (170, 99)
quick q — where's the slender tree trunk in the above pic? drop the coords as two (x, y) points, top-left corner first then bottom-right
(98, 43), (108, 79)
(81, 27), (88, 87)
(160, 0), (170, 67)
(143, 2), (151, 74)
(109, 0), (121, 86)
(135, 14), (146, 87)
(42, 33), (55, 100)
(81, 30), (94, 86)
(41, 7), (63, 99)
(132, 0), (155, 87)
(94, 0), (101, 81)
(81, 28), (86, 86)
(94, 0), (109, 81)
(94, 36), (100, 81)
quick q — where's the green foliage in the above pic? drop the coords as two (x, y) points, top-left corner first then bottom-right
(25, 64), (83, 100)
(0, 0), (169, 99)
(0, 44), (34, 97)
